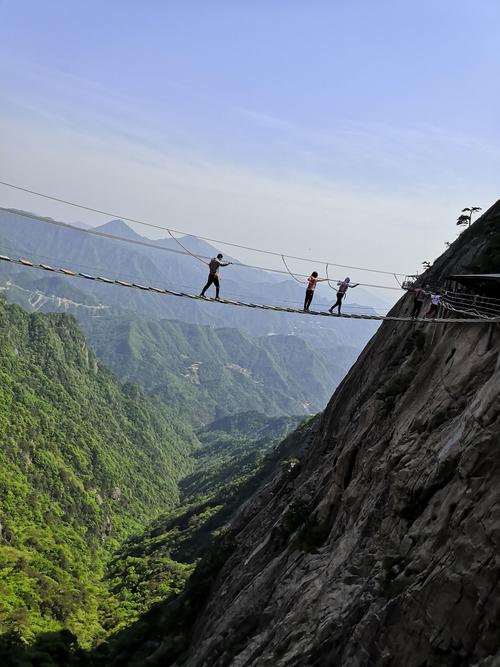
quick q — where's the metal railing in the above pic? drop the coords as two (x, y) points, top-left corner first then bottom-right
(441, 289), (500, 320)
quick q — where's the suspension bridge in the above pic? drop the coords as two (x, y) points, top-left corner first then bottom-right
(1, 254), (499, 324)
(1, 180), (499, 325)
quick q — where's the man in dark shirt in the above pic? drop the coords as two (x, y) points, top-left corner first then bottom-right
(200, 253), (232, 299)
(410, 286), (426, 319)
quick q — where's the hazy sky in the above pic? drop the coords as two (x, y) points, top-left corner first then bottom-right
(1, 0), (499, 293)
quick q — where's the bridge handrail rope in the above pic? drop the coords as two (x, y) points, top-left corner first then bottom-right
(442, 300), (482, 319)
(443, 289), (500, 306)
(443, 290), (500, 309)
(0, 207), (402, 292)
(0, 240), (391, 312)
(444, 303), (494, 319)
(1, 253), (499, 325)
(167, 229), (207, 265)
(444, 295), (499, 312)
(440, 291), (500, 319)
(325, 263), (337, 291)
(448, 303), (498, 318)
(281, 255), (306, 284)
(0, 180), (408, 277)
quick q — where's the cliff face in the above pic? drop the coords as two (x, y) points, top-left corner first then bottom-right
(117, 201), (500, 667)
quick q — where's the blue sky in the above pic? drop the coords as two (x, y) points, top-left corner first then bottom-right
(1, 0), (499, 293)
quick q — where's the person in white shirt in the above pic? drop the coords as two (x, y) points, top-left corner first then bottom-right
(425, 291), (441, 318)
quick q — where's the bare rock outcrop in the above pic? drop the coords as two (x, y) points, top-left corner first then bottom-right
(115, 201), (500, 667)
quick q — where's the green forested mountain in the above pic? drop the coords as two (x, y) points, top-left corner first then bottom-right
(0, 299), (198, 650)
(0, 299), (311, 665)
(78, 313), (345, 425)
(102, 412), (308, 632)
(182, 411), (304, 500)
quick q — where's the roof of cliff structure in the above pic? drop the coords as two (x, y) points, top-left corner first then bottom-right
(448, 273), (500, 298)
(450, 273), (500, 278)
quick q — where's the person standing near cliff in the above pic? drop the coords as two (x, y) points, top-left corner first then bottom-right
(329, 277), (359, 315)
(304, 271), (328, 311)
(410, 286), (426, 319)
(425, 291), (441, 318)
(200, 254), (232, 299)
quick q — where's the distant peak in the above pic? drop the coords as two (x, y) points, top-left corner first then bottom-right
(93, 219), (144, 240)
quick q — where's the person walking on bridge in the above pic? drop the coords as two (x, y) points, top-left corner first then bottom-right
(329, 277), (359, 315)
(200, 254), (232, 299)
(304, 271), (328, 311)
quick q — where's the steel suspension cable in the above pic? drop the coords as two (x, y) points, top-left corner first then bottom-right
(0, 207), (403, 291)
(0, 179), (407, 277)
(166, 229), (207, 265)
(0, 252), (496, 324)
(281, 255), (306, 284)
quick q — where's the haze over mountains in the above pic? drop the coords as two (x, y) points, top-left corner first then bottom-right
(82, 314), (348, 423)
(0, 207), (388, 344)
(0, 207), (389, 419)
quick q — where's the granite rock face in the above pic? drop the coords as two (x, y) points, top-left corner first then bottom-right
(119, 201), (500, 667)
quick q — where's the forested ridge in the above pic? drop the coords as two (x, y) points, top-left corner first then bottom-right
(79, 313), (344, 425)
(0, 299), (306, 665)
(0, 299), (199, 654)
(105, 411), (305, 617)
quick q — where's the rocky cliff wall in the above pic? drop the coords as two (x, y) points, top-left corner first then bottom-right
(113, 201), (500, 667)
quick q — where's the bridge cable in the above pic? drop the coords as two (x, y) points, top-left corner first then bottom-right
(0, 179), (407, 277)
(1, 253), (498, 325)
(0, 207), (402, 292)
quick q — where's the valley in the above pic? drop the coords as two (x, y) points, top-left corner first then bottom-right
(0, 210), (373, 664)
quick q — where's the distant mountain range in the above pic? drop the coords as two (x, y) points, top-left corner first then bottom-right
(0, 207), (385, 350)
(79, 312), (352, 424)
(0, 206), (387, 423)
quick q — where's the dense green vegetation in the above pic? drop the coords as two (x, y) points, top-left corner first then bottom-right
(0, 299), (310, 665)
(100, 412), (303, 629)
(93, 416), (319, 667)
(79, 313), (343, 425)
(0, 300), (198, 653)
(183, 411), (303, 499)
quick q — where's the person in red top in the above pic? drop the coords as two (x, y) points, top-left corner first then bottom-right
(303, 272), (328, 311)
